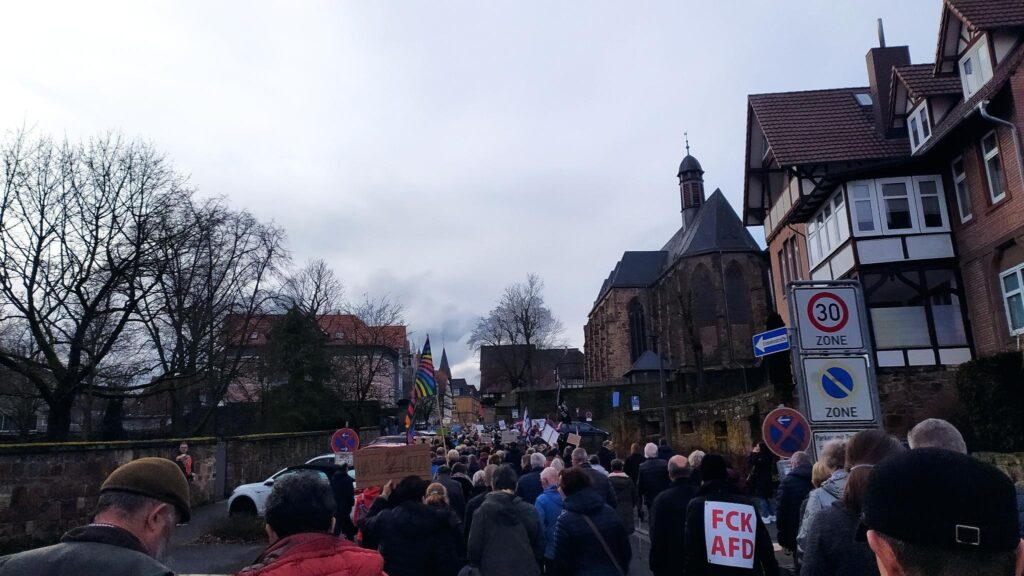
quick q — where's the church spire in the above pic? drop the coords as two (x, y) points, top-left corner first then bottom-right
(677, 136), (705, 229)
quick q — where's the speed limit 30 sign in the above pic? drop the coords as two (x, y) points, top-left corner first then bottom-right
(792, 287), (864, 351)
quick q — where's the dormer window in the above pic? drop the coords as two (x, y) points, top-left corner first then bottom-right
(960, 35), (994, 98)
(909, 101), (932, 153)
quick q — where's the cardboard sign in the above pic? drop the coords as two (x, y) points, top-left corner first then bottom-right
(541, 425), (559, 446)
(566, 433), (582, 446)
(353, 444), (431, 489)
(704, 501), (756, 569)
(501, 430), (518, 445)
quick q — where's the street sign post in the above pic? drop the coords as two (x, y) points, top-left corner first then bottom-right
(761, 407), (811, 458)
(330, 428), (360, 454)
(787, 280), (882, 459)
(752, 327), (790, 357)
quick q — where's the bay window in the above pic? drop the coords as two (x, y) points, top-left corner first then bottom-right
(807, 191), (850, 267)
(850, 181), (880, 235)
(848, 176), (949, 237)
(1001, 264), (1024, 335)
(951, 157), (972, 222)
(982, 131), (1006, 203)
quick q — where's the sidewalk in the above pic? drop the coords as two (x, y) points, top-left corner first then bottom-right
(164, 501), (264, 576)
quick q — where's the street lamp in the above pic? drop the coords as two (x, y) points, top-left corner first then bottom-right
(648, 334), (671, 446)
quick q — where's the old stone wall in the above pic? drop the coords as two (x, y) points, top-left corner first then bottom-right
(0, 427), (380, 547)
(875, 365), (960, 438)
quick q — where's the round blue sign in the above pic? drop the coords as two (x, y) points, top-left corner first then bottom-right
(821, 366), (854, 400)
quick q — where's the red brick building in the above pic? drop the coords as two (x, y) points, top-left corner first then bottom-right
(743, 0), (1024, 368)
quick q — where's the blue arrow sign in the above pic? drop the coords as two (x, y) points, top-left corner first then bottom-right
(753, 327), (790, 358)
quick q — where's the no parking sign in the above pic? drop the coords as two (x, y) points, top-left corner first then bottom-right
(331, 428), (360, 454)
(761, 407), (810, 458)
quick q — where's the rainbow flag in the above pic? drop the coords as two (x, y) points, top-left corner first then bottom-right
(414, 338), (438, 397)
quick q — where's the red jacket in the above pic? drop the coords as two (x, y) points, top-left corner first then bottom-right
(237, 532), (385, 576)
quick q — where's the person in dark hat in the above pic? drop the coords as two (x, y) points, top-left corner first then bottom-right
(682, 454), (779, 575)
(863, 448), (1024, 576)
(0, 457), (190, 576)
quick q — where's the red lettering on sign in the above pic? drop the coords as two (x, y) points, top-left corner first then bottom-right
(743, 539), (754, 559)
(740, 512), (753, 532)
(711, 508), (724, 529)
(711, 535), (726, 556)
(728, 536), (741, 556)
(726, 511), (741, 531)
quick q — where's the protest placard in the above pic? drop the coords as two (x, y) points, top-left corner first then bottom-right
(353, 444), (431, 489)
(566, 433), (582, 446)
(501, 430), (518, 445)
(542, 425), (559, 446)
(704, 501), (756, 569)
(499, 420), (507, 430)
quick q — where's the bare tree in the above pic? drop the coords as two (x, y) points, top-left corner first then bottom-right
(135, 198), (286, 434)
(468, 274), (563, 390)
(280, 258), (343, 319)
(330, 294), (405, 426)
(0, 132), (187, 439)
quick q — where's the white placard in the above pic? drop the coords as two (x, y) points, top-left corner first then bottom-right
(793, 287), (864, 351)
(498, 420), (507, 430)
(475, 424), (485, 434)
(802, 356), (875, 424)
(704, 501), (756, 569)
(541, 425), (559, 446)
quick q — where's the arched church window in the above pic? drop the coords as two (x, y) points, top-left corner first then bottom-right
(628, 297), (647, 362)
(725, 262), (751, 325)
(691, 265), (716, 327)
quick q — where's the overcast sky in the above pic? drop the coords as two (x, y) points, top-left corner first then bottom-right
(0, 1), (942, 386)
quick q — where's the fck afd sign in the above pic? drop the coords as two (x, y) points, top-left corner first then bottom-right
(704, 501), (756, 569)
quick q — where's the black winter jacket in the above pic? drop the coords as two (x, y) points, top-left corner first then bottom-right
(637, 457), (670, 508)
(800, 502), (879, 576)
(553, 488), (632, 576)
(774, 463), (813, 551)
(624, 453), (645, 483)
(516, 466), (545, 504)
(579, 463), (617, 508)
(435, 472), (467, 518)
(361, 498), (464, 576)
(467, 491), (542, 576)
(649, 478), (697, 576)
(683, 481), (779, 576)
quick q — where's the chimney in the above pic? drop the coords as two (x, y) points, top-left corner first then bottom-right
(866, 19), (910, 136)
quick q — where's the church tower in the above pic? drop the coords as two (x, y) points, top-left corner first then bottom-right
(677, 136), (705, 230)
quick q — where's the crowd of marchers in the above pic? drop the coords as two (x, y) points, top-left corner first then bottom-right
(1, 419), (1023, 576)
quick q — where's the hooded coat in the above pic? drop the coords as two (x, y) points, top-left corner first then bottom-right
(799, 502), (879, 576)
(796, 469), (848, 552)
(606, 472), (637, 534)
(238, 532), (386, 576)
(466, 491), (543, 576)
(360, 499), (463, 576)
(553, 488), (631, 576)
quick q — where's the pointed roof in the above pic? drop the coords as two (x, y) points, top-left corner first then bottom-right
(623, 350), (673, 376)
(662, 189), (763, 259)
(438, 348), (452, 379)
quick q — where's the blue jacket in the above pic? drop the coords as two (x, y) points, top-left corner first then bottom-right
(534, 486), (563, 560)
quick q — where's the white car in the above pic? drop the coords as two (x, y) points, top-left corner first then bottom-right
(227, 465), (334, 517)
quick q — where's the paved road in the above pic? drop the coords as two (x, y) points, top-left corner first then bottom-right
(165, 501), (263, 576)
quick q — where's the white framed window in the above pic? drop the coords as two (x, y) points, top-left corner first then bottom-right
(951, 157), (973, 222)
(913, 176), (949, 232)
(982, 131), (1006, 203)
(849, 181), (881, 237)
(879, 178), (917, 234)
(1000, 264), (1024, 335)
(960, 35), (994, 98)
(908, 101), (932, 153)
(807, 191), (851, 267)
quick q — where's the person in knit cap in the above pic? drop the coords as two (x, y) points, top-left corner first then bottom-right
(0, 457), (191, 576)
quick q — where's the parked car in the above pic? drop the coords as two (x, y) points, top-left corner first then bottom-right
(365, 434), (410, 447)
(227, 464), (339, 517)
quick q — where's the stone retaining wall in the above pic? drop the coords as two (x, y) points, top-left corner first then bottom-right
(0, 427), (380, 546)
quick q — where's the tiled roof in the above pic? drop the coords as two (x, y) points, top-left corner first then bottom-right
(917, 42), (1024, 155)
(947, 0), (1024, 30)
(749, 88), (910, 165)
(479, 345), (584, 394)
(592, 250), (666, 306)
(892, 64), (962, 101)
(662, 189), (763, 259)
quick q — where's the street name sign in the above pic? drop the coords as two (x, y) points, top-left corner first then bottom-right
(801, 356), (876, 424)
(792, 287), (864, 351)
(752, 327), (790, 357)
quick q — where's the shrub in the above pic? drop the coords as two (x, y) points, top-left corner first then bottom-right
(956, 351), (1024, 451)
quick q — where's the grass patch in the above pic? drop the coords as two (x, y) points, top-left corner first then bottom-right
(196, 515), (268, 545)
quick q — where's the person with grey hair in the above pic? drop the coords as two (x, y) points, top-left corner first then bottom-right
(797, 440), (849, 555)
(516, 452), (548, 504)
(571, 447), (617, 508)
(907, 418), (968, 454)
(687, 449), (706, 486)
(638, 442), (670, 518)
(649, 455), (696, 576)
(534, 467), (564, 572)
(241, 474), (386, 576)
(776, 450), (814, 555)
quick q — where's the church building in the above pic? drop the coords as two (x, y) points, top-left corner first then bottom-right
(585, 149), (772, 396)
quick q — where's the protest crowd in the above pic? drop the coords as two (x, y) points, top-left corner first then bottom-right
(1, 418), (1023, 576)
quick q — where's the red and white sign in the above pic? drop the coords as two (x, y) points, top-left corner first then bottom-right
(792, 287), (864, 351)
(704, 501), (756, 569)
